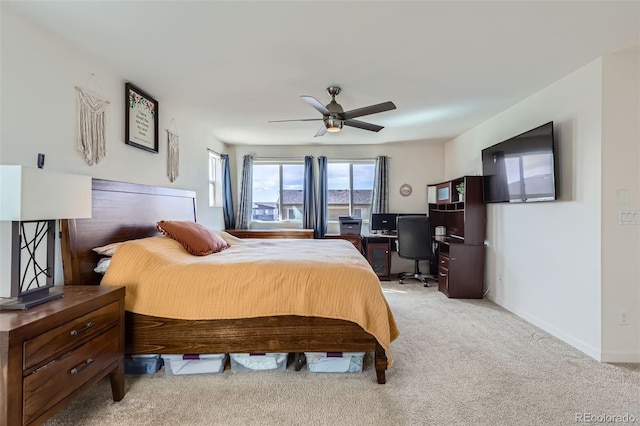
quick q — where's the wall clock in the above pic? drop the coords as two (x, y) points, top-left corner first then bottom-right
(399, 183), (412, 197)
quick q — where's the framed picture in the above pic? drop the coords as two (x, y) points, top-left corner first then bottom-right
(125, 82), (159, 153)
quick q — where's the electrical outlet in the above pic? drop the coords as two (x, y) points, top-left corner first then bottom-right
(618, 210), (639, 225)
(619, 310), (629, 326)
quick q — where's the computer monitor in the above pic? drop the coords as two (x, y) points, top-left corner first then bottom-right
(370, 213), (398, 233)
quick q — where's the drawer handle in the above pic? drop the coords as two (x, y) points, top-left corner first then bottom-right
(70, 358), (94, 375)
(70, 322), (95, 336)
(439, 273), (447, 277)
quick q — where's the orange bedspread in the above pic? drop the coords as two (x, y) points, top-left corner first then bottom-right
(101, 233), (399, 362)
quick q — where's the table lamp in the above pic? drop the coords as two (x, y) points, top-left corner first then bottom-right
(0, 166), (91, 310)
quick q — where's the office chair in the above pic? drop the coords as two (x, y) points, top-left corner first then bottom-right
(395, 215), (434, 287)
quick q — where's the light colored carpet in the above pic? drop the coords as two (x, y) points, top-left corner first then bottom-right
(45, 281), (639, 426)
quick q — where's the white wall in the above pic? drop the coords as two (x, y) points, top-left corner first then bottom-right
(601, 50), (640, 361)
(444, 54), (640, 362)
(0, 9), (225, 294)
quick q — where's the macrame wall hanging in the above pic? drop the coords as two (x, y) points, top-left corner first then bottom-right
(75, 74), (110, 166)
(166, 119), (179, 182)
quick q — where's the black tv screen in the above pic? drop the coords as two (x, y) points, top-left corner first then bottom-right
(481, 121), (557, 203)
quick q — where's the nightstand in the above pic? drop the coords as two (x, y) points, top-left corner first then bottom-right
(0, 285), (125, 426)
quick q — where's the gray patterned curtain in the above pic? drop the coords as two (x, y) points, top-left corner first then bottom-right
(371, 155), (389, 215)
(302, 156), (316, 233)
(316, 156), (328, 238)
(235, 155), (253, 229)
(221, 154), (235, 230)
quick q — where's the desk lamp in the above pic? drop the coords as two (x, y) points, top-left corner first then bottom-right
(0, 166), (91, 309)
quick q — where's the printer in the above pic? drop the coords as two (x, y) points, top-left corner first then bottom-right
(339, 216), (362, 235)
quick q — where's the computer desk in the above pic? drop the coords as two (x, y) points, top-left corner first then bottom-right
(363, 233), (437, 282)
(362, 233), (397, 280)
(324, 233), (363, 253)
(324, 233), (395, 280)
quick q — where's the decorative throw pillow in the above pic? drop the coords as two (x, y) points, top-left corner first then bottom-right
(92, 241), (124, 257)
(156, 220), (229, 256)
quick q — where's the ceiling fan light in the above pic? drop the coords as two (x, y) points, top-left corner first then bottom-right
(325, 117), (343, 132)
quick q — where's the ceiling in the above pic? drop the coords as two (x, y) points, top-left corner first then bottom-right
(4, 1), (639, 146)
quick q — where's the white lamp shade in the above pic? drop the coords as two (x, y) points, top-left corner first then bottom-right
(0, 166), (92, 221)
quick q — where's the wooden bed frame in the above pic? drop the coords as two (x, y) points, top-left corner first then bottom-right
(61, 179), (388, 383)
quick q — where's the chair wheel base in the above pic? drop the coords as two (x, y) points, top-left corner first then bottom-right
(398, 273), (429, 287)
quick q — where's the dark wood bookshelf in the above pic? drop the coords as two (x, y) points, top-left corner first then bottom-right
(428, 176), (486, 298)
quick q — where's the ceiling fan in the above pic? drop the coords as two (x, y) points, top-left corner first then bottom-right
(269, 86), (396, 137)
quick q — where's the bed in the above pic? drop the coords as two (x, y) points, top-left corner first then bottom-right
(61, 179), (398, 384)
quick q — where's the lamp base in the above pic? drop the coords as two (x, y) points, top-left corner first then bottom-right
(0, 289), (64, 310)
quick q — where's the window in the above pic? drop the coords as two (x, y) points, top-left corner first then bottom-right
(252, 161), (304, 222)
(327, 161), (375, 222)
(208, 151), (222, 207)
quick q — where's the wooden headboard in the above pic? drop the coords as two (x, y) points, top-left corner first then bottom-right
(61, 179), (196, 286)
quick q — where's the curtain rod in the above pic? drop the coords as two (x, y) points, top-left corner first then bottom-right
(207, 148), (222, 156)
(327, 157), (389, 162)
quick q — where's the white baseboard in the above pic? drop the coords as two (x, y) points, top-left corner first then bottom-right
(488, 294), (602, 361)
(600, 352), (640, 363)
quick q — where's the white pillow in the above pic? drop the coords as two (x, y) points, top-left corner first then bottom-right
(94, 258), (111, 274)
(92, 241), (124, 257)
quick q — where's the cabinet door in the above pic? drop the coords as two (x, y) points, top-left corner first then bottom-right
(367, 242), (390, 280)
(447, 245), (484, 298)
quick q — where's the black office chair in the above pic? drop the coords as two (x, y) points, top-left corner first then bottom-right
(396, 215), (433, 287)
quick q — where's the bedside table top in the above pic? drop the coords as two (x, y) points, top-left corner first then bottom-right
(0, 285), (125, 333)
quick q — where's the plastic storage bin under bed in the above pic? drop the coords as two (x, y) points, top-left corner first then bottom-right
(229, 353), (288, 372)
(304, 352), (365, 373)
(124, 354), (163, 374)
(161, 354), (228, 375)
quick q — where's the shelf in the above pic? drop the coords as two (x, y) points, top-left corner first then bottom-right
(434, 235), (465, 245)
(428, 176), (486, 299)
(429, 202), (465, 212)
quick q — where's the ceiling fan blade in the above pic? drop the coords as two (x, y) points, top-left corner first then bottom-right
(314, 125), (327, 137)
(344, 119), (384, 132)
(268, 118), (323, 123)
(342, 101), (396, 120)
(301, 96), (330, 115)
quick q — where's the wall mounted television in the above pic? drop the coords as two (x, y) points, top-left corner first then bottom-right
(481, 121), (557, 203)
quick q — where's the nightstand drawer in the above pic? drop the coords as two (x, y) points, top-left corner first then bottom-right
(24, 301), (120, 370)
(23, 325), (120, 424)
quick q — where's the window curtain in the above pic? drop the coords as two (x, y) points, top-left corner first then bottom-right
(235, 155), (253, 229)
(302, 156), (316, 233)
(371, 155), (389, 215)
(221, 154), (235, 230)
(316, 156), (328, 238)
